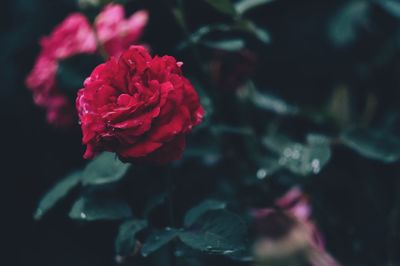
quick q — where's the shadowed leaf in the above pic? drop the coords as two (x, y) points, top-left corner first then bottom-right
(69, 196), (133, 221)
(184, 199), (227, 227)
(341, 128), (400, 163)
(34, 171), (81, 220)
(141, 228), (180, 257)
(179, 210), (247, 255)
(115, 219), (148, 256)
(82, 152), (131, 186)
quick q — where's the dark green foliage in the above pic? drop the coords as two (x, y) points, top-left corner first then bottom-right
(115, 219), (148, 256)
(34, 171), (81, 220)
(183, 199), (227, 227)
(69, 196), (133, 221)
(204, 0), (237, 16)
(9, 0), (400, 265)
(141, 228), (180, 257)
(81, 152), (131, 186)
(341, 127), (400, 163)
(179, 210), (247, 255)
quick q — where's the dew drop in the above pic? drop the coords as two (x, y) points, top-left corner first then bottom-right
(174, 249), (184, 257)
(222, 250), (235, 255)
(292, 149), (300, 159)
(283, 148), (292, 157)
(115, 255), (125, 264)
(256, 168), (267, 179)
(35, 209), (43, 219)
(311, 159), (320, 173)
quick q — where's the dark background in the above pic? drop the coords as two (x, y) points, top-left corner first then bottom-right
(2, 0), (400, 265)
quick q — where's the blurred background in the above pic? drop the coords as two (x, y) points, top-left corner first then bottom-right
(2, 0), (400, 265)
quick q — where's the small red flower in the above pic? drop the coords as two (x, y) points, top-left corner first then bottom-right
(76, 46), (204, 164)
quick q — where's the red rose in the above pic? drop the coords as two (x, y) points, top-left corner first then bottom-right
(76, 46), (204, 164)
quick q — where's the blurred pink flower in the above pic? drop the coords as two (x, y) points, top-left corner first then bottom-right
(40, 13), (97, 59)
(95, 4), (149, 57)
(252, 187), (340, 266)
(276, 187), (312, 225)
(26, 56), (57, 96)
(26, 13), (96, 127)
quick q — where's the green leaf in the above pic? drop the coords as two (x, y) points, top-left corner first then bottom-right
(262, 134), (332, 176)
(329, 0), (370, 46)
(201, 39), (245, 51)
(205, 0), (237, 16)
(142, 191), (169, 218)
(34, 171), (81, 220)
(235, 0), (275, 15)
(184, 199), (227, 227)
(179, 210), (247, 255)
(248, 25), (270, 43)
(179, 25), (246, 51)
(57, 54), (103, 95)
(227, 247), (254, 262)
(377, 0), (400, 17)
(69, 196), (133, 221)
(188, 24), (233, 44)
(179, 22), (269, 51)
(249, 85), (299, 115)
(341, 128), (400, 163)
(141, 228), (180, 257)
(82, 152), (131, 186)
(115, 219), (148, 256)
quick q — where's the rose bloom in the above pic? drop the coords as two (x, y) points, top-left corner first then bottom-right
(76, 45), (204, 164)
(252, 187), (340, 266)
(95, 4), (149, 57)
(26, 5), (148, 127)
(26, 13), (96, 127)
